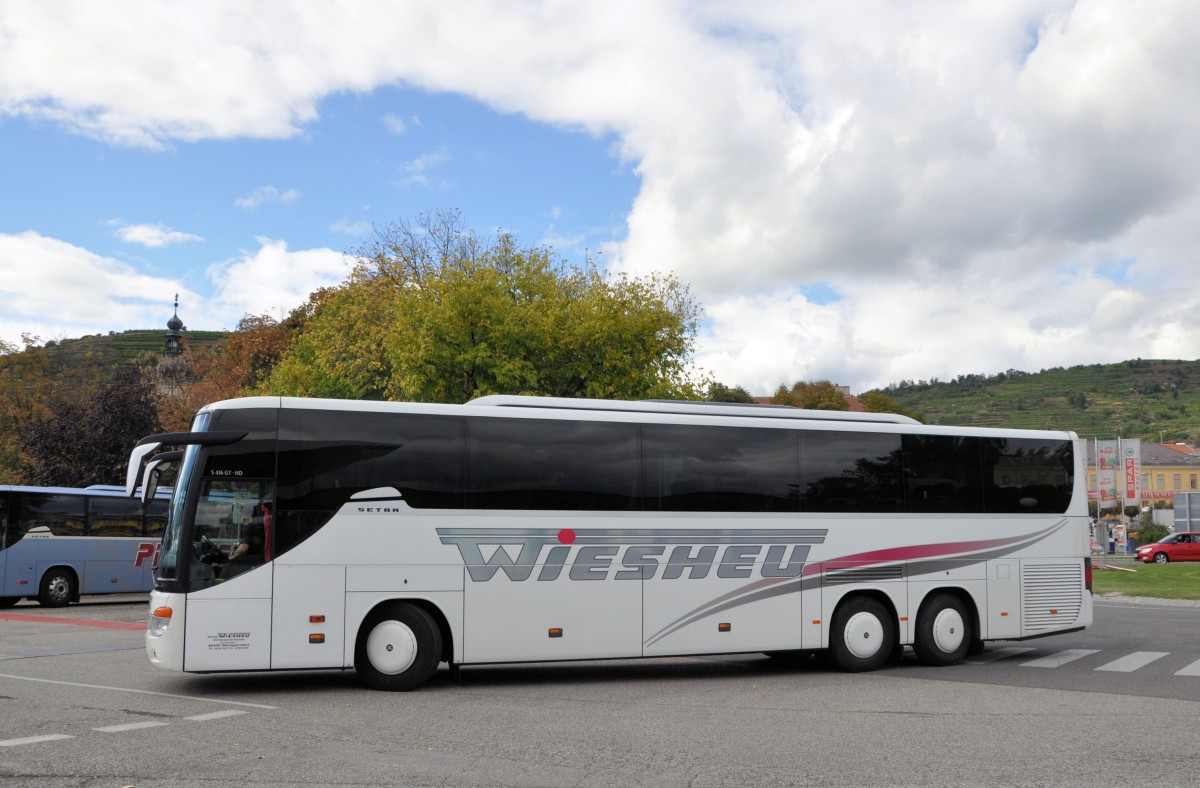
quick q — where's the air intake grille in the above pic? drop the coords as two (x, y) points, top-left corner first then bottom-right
(1022, 563), (1084, 633)
(823, 565), (905, 585)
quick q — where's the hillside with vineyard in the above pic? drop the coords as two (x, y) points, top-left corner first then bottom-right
(873, 359), (1200, 441)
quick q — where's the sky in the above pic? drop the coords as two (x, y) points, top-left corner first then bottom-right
(2, 1), (1199, 396)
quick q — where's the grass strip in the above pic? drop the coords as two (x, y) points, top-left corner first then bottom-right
(1091, 561), (1200, 600)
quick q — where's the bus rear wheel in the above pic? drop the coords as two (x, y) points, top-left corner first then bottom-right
(354, 603), (442, 691)
(828, 596), (894, 672)
(913, 593), (971, 667)
(38, 568), (75, 608)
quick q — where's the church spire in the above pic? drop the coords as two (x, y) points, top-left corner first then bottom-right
(165, 293), (183, 356)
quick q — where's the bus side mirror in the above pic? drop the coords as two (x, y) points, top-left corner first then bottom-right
(140, 450), (184, 503)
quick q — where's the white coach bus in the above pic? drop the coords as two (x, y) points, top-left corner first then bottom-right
(125, 395), (1092, 691)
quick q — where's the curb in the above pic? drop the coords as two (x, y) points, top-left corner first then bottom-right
(1096, 592), (1200, 607)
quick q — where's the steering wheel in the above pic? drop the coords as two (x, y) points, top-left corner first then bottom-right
(197, 532), (226, 563)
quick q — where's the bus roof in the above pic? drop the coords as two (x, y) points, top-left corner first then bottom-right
(0, 484), (172, 499)
(189, 395), (1077, 442)
(466, 395), (922, 425)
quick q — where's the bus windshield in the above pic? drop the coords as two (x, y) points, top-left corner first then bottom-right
(187, 479), (274, 590)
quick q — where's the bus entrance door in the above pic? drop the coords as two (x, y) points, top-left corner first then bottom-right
(181, 567), (273, 671)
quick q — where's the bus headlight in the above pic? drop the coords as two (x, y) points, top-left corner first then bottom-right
(147, 606), (173, 638)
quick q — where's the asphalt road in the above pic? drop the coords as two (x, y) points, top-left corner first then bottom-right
(0, 594), (1197, 787)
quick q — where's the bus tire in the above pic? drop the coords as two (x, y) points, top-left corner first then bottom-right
(828, 596), (894, 672)
(913, 593), (971, 667)
(354, 603), (442, 692)
(38, 568), (75, 608)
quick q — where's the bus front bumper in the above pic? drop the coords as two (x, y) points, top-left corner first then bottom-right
(146, 590), (186, 671)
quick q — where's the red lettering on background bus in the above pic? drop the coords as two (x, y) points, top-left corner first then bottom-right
(134, 542), (161, 569)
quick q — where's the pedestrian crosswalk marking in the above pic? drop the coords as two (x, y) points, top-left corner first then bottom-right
(1176, 658), (1200, 677)
(1095, 651), (1169, 672)
(970, 647), (1200, 676)
(1019, 649), (1100, 668)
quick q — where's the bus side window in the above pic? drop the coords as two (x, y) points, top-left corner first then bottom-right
(983, 439), (1074, 514)
(0, 492), (7, 549)
(87, 496), (144, 537)
(798, 431), (904, 513)
(13, 493), (86, 537)
(901, 435), (985, 514)
(145, 499), (168, 538)
(642, 424), (798, 513)
(467, 417), (638, 511)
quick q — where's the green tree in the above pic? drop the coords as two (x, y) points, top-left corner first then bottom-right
(266, 211), (703, 402)
(857, 391), (924, 422)
(706, 382), (755, 403)
(771, 379), (849, 410)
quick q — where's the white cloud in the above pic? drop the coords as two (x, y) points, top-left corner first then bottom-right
(331, 218), (373, 237)
(398, 147), (451, 188)
(205, 238), (350, 328)
(235, 186), (301, 209)
(0, 230), (199, 343)
(116, 222), (203, 247)
(381, 113), (407, 134)
(0, 232), (351, 346)
(4, 1), (1200, 392)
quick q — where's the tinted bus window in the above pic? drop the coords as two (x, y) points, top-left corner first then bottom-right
(642, 424), (798, 512)
(145, 499), (168, 538)
(468, 418), (639, 510)
(88, 496), (145, 537)
(799, 431), (903, 513)
(277, 409), (466, 554)
(204, 407), (278, 480)
(984, 438), (1074, 514)
(902, 435), (985, 513)
(0, 491), (7, 548)
(14, 493), (86, 537)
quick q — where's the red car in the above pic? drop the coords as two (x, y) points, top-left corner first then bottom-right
(1135, 532), (1200, 563)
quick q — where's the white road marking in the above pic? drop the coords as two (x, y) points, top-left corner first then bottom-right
(0, 673), (276, 709)
(1176, 658), (1200, 677)
(93, 721), (170, 733)
(0, 734), (74, 747)
(186, 710), (248, 722)
(1094, 651), (1169, 672)
(1019, 649), (1100, 668)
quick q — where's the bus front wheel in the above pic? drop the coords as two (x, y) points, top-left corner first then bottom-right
(913, 593), (971, 667)
(38, 568), (76, 608)
(828, 596), (894, 672)
(354, 603), (442, 692)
